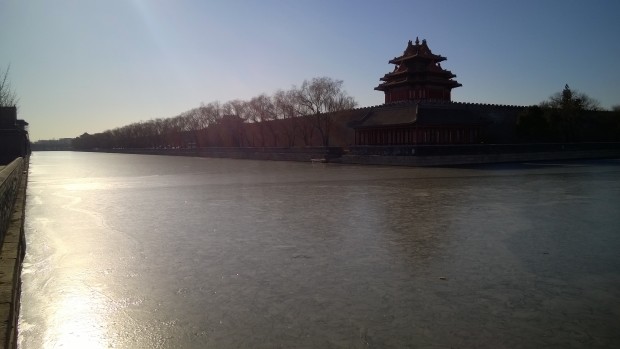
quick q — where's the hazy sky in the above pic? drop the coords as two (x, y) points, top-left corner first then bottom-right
(1, 0), (619, 141)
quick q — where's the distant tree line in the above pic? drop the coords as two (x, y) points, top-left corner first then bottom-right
(517, 85), (620, 142)
(73, 77), (357, 150)
(72, 82), (619, 149)
(31, 138), (73, 151)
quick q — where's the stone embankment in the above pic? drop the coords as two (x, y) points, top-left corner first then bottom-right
(338, 143), (620, 166)
(102, 146), (343, 162)
(91, 143), (620, 166)
(0, 158), (28, 349)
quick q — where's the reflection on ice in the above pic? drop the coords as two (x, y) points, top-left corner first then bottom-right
(46, 287), (109, 349)
(63, 181), (115, 191)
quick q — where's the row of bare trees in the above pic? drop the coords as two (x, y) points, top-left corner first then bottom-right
(73, 77), (357, 150)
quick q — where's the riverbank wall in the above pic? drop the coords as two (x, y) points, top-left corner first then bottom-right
(83, 142), (620, 166)
(0, 158), (27, 349)
(337, 143), (620, 166)
(99, 146), (344, 162)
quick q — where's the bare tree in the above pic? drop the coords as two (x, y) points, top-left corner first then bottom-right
(192, 103), (214, 146)
(222, 100), (248, 147)
(296, 77), (357, 146)
(203, 101), (223, 124)
(175, 109), (202, 148)
(197, 101), (223, 146)
(0, 65), (18, 107)
(540, 84), (601, 111)
(247, 94), (276, 146)
(273, 89), (300, 147)
(538, 85), (604, 141)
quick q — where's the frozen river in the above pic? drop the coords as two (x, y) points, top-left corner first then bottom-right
(20, 151), (620, 348)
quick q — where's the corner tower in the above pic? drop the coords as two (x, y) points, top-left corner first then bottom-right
(375, 37), (462, 103)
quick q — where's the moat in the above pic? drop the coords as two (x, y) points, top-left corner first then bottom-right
(20, 151), (620, 348)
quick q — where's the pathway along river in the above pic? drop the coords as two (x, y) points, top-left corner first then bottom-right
(20, 152), (620, 348)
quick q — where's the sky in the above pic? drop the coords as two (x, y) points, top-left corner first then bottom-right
(1, 0), (619, 141)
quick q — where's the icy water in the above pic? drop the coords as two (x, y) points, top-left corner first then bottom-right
(19, 151), (620, 348)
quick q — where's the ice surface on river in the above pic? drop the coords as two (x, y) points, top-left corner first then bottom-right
(20, 152), (620, 348)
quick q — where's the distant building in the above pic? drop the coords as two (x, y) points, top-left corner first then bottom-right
(0, 107), (30, 165)
(351, 38), (527, 146)
(31, 138), (73, 151)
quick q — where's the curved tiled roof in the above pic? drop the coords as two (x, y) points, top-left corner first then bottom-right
(376, 38), (461, 96)
(390, 37), (446, 64)
(349, 101), (529, 129)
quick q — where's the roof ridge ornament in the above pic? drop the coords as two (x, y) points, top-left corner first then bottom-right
(415, 37), (420, 45)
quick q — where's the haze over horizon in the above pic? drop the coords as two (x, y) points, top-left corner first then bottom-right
(1, 0), (619, 141)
